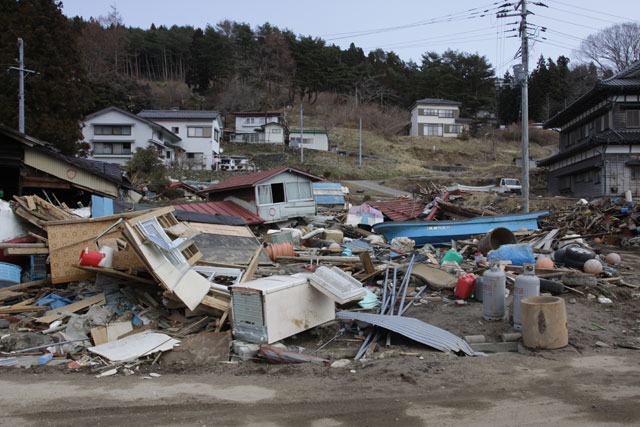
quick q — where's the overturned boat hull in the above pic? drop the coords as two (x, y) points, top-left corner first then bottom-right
(372, 211), (548, 246)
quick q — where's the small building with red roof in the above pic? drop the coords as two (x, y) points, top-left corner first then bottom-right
(201, 166), (324, 223)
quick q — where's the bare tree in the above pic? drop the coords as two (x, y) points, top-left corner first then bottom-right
(578, 22), (640, 74)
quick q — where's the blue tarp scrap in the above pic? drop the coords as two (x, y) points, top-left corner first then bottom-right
(35, 294), (73, 310)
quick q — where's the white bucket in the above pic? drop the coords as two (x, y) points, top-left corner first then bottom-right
(625, 190), (633, 203)
(98, 246), (114, 268)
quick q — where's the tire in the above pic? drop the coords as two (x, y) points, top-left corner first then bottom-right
(539, 279), (564, 295)
(565, 246), (596, 263)
(562, 273), (597, 287)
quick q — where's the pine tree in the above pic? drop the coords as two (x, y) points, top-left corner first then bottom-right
(0, 0), (90, 154)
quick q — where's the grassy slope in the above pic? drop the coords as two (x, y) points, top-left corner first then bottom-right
(216, 120), (553, 186)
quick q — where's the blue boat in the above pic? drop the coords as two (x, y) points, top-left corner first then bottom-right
(372, 211), (549, 246)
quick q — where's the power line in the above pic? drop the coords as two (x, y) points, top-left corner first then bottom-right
(321, 2), (503, 41)
(546, 0), (640, 24)
(362, 28), (502, 51)
(536, 13), (604, 31)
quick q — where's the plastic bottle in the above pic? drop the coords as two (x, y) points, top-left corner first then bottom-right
(513, 263), (540, 330)
(39, 353), (53, 365)
(441, 249), (463, 264)
(482, 263), (506, 321)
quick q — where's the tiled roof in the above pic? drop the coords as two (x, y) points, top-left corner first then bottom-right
(138, 110), (221, 120)
(172, 200), (264, 225)
(545, 61), (640, 128)
(537, 130), (640, 167)
(415, 98), (461, 106)
(85, 106), (181, 142)
(202, 166), (324, 193)
(367, 198), (429, 221)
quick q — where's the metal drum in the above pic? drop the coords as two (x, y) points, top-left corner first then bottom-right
(482, 264), (506, 321)
(513, 263), (540, 330)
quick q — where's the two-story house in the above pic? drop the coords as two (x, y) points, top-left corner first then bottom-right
(410, 98), (467, 137)
(230, 111), (286, 144)
(82, 106), (182, 166)
(538, 61), (640, 199)
(137, 109), (223, 170)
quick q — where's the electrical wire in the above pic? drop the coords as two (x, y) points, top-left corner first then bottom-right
(545, 0), (640, 25)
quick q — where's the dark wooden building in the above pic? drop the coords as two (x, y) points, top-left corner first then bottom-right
(538, 61), (640, 199)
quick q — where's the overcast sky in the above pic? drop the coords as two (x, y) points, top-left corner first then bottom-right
(60, 0), (640, 76)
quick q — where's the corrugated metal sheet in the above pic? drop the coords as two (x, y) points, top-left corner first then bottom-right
(24, 148), (119, 198)
(203, 167), (323, 193)
(368, 199), (428, 222)
(336, 311), (481, 356)
(172, 200), (264, 225)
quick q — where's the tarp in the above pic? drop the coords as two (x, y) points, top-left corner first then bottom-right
(346, 203), (384, 227)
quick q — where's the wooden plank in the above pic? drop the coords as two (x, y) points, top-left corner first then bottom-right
(126, 206), (175, 226)
(200, 295), (230, 312)
(276, 255), (362, 263)
(73, 264), (157, 285)
(187, 222), (256, 238)
(11, 297), (36, 307)
(0, 290), (25, 302)
(35, 293), (106, 324)
(0, 243), (47, 249)
(0, 306), (43, 314)
(28, 232), (48, 243)
(359, 251), (376, 274)
(4, 247), (49, 255)
(240, 245), (263, 283)
(0, 278), (50, 292)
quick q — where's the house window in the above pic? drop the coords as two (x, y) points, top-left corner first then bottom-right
(291, 137), (313, 146)
(594, 169), (601, 184)
(166, 151), (171, 159)
(271, 128), (281, 134)
(257, 183), (285, 204)
(445, 125), (463, 133)
(214, 129), (219, 141)
(244, 117), (255, 124)
(420, 108), (438, 116)
(559, 175), (571, 190)
(286, 182), (313, 201)
(187, 153), (195, 159)
(438, 110), (454, 118)
(627, 110), (640, 128)
(123, 143), (131, 154)
(171, 127), (179, 134)
(156, 131), (164, 141)
(422, 124), (443, 137)
(187, 126), (212, 137)
(631, 167), (640, 180)
(94, 125), (131, 136)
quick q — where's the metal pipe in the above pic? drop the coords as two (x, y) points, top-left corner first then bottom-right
(398, 255), (415, 314)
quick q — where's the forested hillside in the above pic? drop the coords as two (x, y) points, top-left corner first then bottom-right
(1, 1), (634, 155)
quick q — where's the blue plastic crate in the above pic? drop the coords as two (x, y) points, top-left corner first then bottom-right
(30, 255), (48, 281)
(0, 262), (21, 287)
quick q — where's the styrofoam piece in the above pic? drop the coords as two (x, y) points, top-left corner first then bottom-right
(309, 266), (366, 304)
(88, 330), (180, 362)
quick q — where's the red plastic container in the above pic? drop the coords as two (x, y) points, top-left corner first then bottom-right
(78, 248), (105, 267)
(455, 273), (477, 300)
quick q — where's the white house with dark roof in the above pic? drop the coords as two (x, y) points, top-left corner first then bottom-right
(137, 109), (223, 170)
(410, 98), (467, 138)
(82, 106), (183, 167)
(230, 111), (285, 143)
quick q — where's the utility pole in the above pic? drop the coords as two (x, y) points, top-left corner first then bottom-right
(8, 38), (37, 134)
(519, 0), (530, 213)
(300, 103), (304, 163)
(359, 118), (362, 166)
(498, 0), (530, 212)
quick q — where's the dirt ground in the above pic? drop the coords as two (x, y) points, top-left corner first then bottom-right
(1, 246), (639, 426)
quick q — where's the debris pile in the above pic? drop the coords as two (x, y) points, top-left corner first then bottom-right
(0, 182), (638, 375)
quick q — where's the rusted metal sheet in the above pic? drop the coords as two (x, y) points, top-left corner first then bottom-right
(24, 148), (119, 198)
(172, 200), (264, 225)
(368, 198), (429, 222)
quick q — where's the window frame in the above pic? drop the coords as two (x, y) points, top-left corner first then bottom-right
(627, 110), (640, 128)
(187, 126), (213, 138)
(94, 125), (132, 136)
